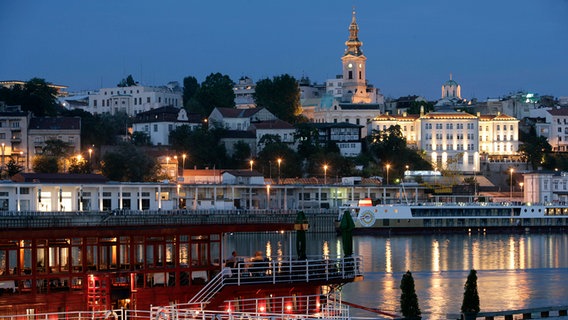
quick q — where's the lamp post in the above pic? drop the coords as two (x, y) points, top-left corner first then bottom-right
(1, 143), (4, 170)
(519, 182), (524, 202)
(249, 159), (254, 172)
(324, 164), (328, 184)
(277, 158), (282, 184)
(88, 148), (93, 162)
(509, 168), (514, 202)
(266, 184), (271, 210)
(386, 163), (390, 185)
(166, 156), (171, 179)
(182, 153), (187, 170)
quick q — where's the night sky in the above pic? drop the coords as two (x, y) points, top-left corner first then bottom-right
(1, 0), (567, 100)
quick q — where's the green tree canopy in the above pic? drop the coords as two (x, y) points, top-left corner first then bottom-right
(169, 125), (228, 169)
(32, 156), (60, 173)
(117, 75), (137, 87)
(0, 78), (60, 116)
(406, 100), (435, 115)
(190, 73), (235, 116)
(100, 144), (159, 182)
(519, 127), (552, 170)
(254, 74), (301, 123)
(366, 125), (432, 181)
(257, 135), (301, 179)
(183, 76), (200, 108)
(230, 141), (252, 169)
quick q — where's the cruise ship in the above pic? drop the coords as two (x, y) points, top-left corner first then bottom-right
(342, 198), (568, 233)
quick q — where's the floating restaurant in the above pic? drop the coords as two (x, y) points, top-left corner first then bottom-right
(0, 173), (364, 316)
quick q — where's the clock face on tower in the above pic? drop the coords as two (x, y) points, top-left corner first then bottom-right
(359, 63), (362, 68)
(347, 63), (353, 69)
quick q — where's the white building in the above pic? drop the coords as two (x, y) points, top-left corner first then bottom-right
(0, 105), (30, 171)
(533, 107), (568, 152)
(208, 107), (276, 131)
(28, 117), (81, 170)
(132, 107), (202, 146)
(250, 119), (296, 153)
(369, 110), (520, 172)
(87, 83), (182, 116)
(523, 171), (568, 204)
(233, 77), (256, 109)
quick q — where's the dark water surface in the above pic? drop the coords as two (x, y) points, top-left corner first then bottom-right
(226, 232), (568, 319)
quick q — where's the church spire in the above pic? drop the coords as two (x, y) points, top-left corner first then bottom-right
(345, 8), (363, 56)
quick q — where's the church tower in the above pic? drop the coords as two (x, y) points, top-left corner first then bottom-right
(441, 73), (461, 99)
(341, 9), (371, 103)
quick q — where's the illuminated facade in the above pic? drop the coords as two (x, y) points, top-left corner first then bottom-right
(441, 74), (461, 99)
(307, 10), (384, 136)
(369, 111), (520, 172)
(87, 84), (182, 116)
(534, 107), (568, 152)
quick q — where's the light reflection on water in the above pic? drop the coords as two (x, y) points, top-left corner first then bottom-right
(225, 232), (568, 319)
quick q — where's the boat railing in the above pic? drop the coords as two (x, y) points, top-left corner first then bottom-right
(158, 293), (349, 320)
(0, 210), (312, 229)
(0, 309), (152, 320)
(184, 255), (363, 306)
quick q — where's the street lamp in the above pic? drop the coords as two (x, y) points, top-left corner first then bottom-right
(509, 168), (514, 202)
(182, 154), (187, 170)
(266, 184), (271, 210)
(249, 159), (254, 172)
(519, 182), (524, 201)
(386, 163), (390, 185)
(166, 156), (171, 178)
(277, 158), (282, 184)
(323, 164), (328, 184)
(88, 148), (93, 162)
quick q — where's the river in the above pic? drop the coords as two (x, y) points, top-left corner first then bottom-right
(226, 231), (568, 319)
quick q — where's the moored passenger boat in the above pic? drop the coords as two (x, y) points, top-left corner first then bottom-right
(342, 199), (568, 234)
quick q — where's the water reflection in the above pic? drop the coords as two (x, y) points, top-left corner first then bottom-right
(226, 232), (568, 319)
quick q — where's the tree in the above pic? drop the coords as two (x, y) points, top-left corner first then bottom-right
(254, 74), (301, 123)
(100, 144), (160, 182)
(169, 125), (228, 169)
(461, 269), (480, 317)
(231, 141), (252, 169)
(131, 131), (151, 146)
(519, 127), (552, 170)
(117, 74), (137, 87)
(4, 158), (24, 177)
(400, 270), (421, 319)
(183, 76), (200, 108)
(0, 78), (60, 116)
(406, 100), (434, 115)
(257, 135), (301, 179)
(367, 125), (432, 181)
(68, 157), (91, 174)
(32, 155), (60, 173)
(192, 73), (235, 116)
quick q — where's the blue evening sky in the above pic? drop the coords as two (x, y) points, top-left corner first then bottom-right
(1, 1), (567, 100)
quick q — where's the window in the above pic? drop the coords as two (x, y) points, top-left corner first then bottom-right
(94, 100), (97, 107)
(348, 71), (353, 79)
(147, 97), (151, 103)
(154, 124), (158, 132)
(359, 71), (362, 79)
